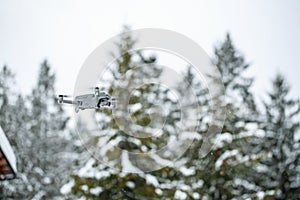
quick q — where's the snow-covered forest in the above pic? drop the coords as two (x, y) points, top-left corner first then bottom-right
(0, 28), (300, 200)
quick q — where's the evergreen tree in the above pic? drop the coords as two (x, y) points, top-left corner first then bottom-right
(0, 65), (16, 134)
(67, 31), (266, 200)
(25, 60), (73, 199)
(0, 63), (79, 199)
(0, 66), (40, 199)
(251, 74), (300, 199)
(0, 66), (32, 198)
(68, 27), (183, 199)
(1, 95), (36, 199)
(178, 34), (261, 199)
(214, 33), (257, 126)
(0, 65), (17, 198)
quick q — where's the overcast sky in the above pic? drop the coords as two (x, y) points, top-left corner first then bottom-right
(1, 0), (299, 101)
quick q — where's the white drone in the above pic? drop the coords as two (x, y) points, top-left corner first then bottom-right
(57, 87), (116, 113)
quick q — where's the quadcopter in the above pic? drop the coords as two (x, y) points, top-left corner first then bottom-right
(57, 87), (116, 113)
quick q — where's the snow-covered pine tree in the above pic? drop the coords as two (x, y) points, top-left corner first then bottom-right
(180, 34), (261, 199)
(68, 27), (183, 199)
(0, 66), (30, 198)
(2, 95), (37, 199)
(0, 65), (16, 134)
(0, 66), (41, 199)
(0, 65), (19, 198)
(251, 74), (300, 199)
(26, 60), (73, 199)
(214, 33), (257, 123)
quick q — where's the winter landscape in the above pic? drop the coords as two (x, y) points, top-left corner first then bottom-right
(1, 1), (300, 200)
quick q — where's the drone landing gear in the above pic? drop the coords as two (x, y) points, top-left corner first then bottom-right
(75, 106), (80, 113)
(75, 101), (82, 113)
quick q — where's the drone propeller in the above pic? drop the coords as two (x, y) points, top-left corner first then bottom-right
(59, 95), (72, 98)
(82, 86), (101, 90)
(111, 97), (124, 103)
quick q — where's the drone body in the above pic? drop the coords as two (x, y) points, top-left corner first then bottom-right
(57, 87), (115, 113)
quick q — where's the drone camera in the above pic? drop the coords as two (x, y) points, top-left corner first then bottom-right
(57, 95), (63, 104)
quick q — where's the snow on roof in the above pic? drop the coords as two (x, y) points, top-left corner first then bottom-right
(0, 126), (17, 177)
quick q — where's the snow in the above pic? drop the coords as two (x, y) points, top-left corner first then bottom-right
(131, 90), (141, 96)
(129, 103), (142, 113)
(145, 174), (159, 187)
(81, 185), (88, 191)
(192, 180), (204, 189)
(235, 121), (245, 128)
(180, 184), (191, 191)
(141, 145), (148, 152)
(42, 177), (51, 184)
(253, 129), (265, 137)
(32, 191), (46, 200)
(238, 129), (265, 138)
(150, 153), (174, 167)
(76, 158), (116, 180)
(155, 188), (163, 195)
(192, 192), (200, 199)
(245, 123), (258, 131)
(179, 131), (202, 140)
(256, 191), (265, 200)
(99, 136), (123, 157)
(215, 149), (239, 169)
(234, 178), (260, 191)
(77, 158), (96, 177)
(160, 180), (188, 190)
(174, 190), (187, 200)
(126, 181), (135, 189)
(121, 151), (143, 173)
(60, 179), (75, 194)
(0, 126), (17, 173)
(95, 170), (113, 180)
(179, 166), (196, 176)
(128, 137), (142, 146)
(255, 164), (268, 173)
(90, 187), (103, 196)
(295, 131), (300, 141)
(214, 132), (233, 149)
(33, 167), (44, 176)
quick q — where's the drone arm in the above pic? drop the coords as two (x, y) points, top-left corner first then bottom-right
(61, 99), (76, 105)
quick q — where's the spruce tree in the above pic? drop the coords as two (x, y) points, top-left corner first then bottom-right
(252, 74), (300, 199)
(0, 66), (37, 198)
(69, 27), (183, 199)
(213, 33), (257, 123)
(26, 60), (72, 199)
(180, 34), (261, 199)
(0, 65), (16, 134)
(0, 66), (28, 198)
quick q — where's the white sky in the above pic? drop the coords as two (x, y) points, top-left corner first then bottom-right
(0, 0), (300, 101)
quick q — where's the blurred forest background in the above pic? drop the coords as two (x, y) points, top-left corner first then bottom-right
(0, 28), (300, 200)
